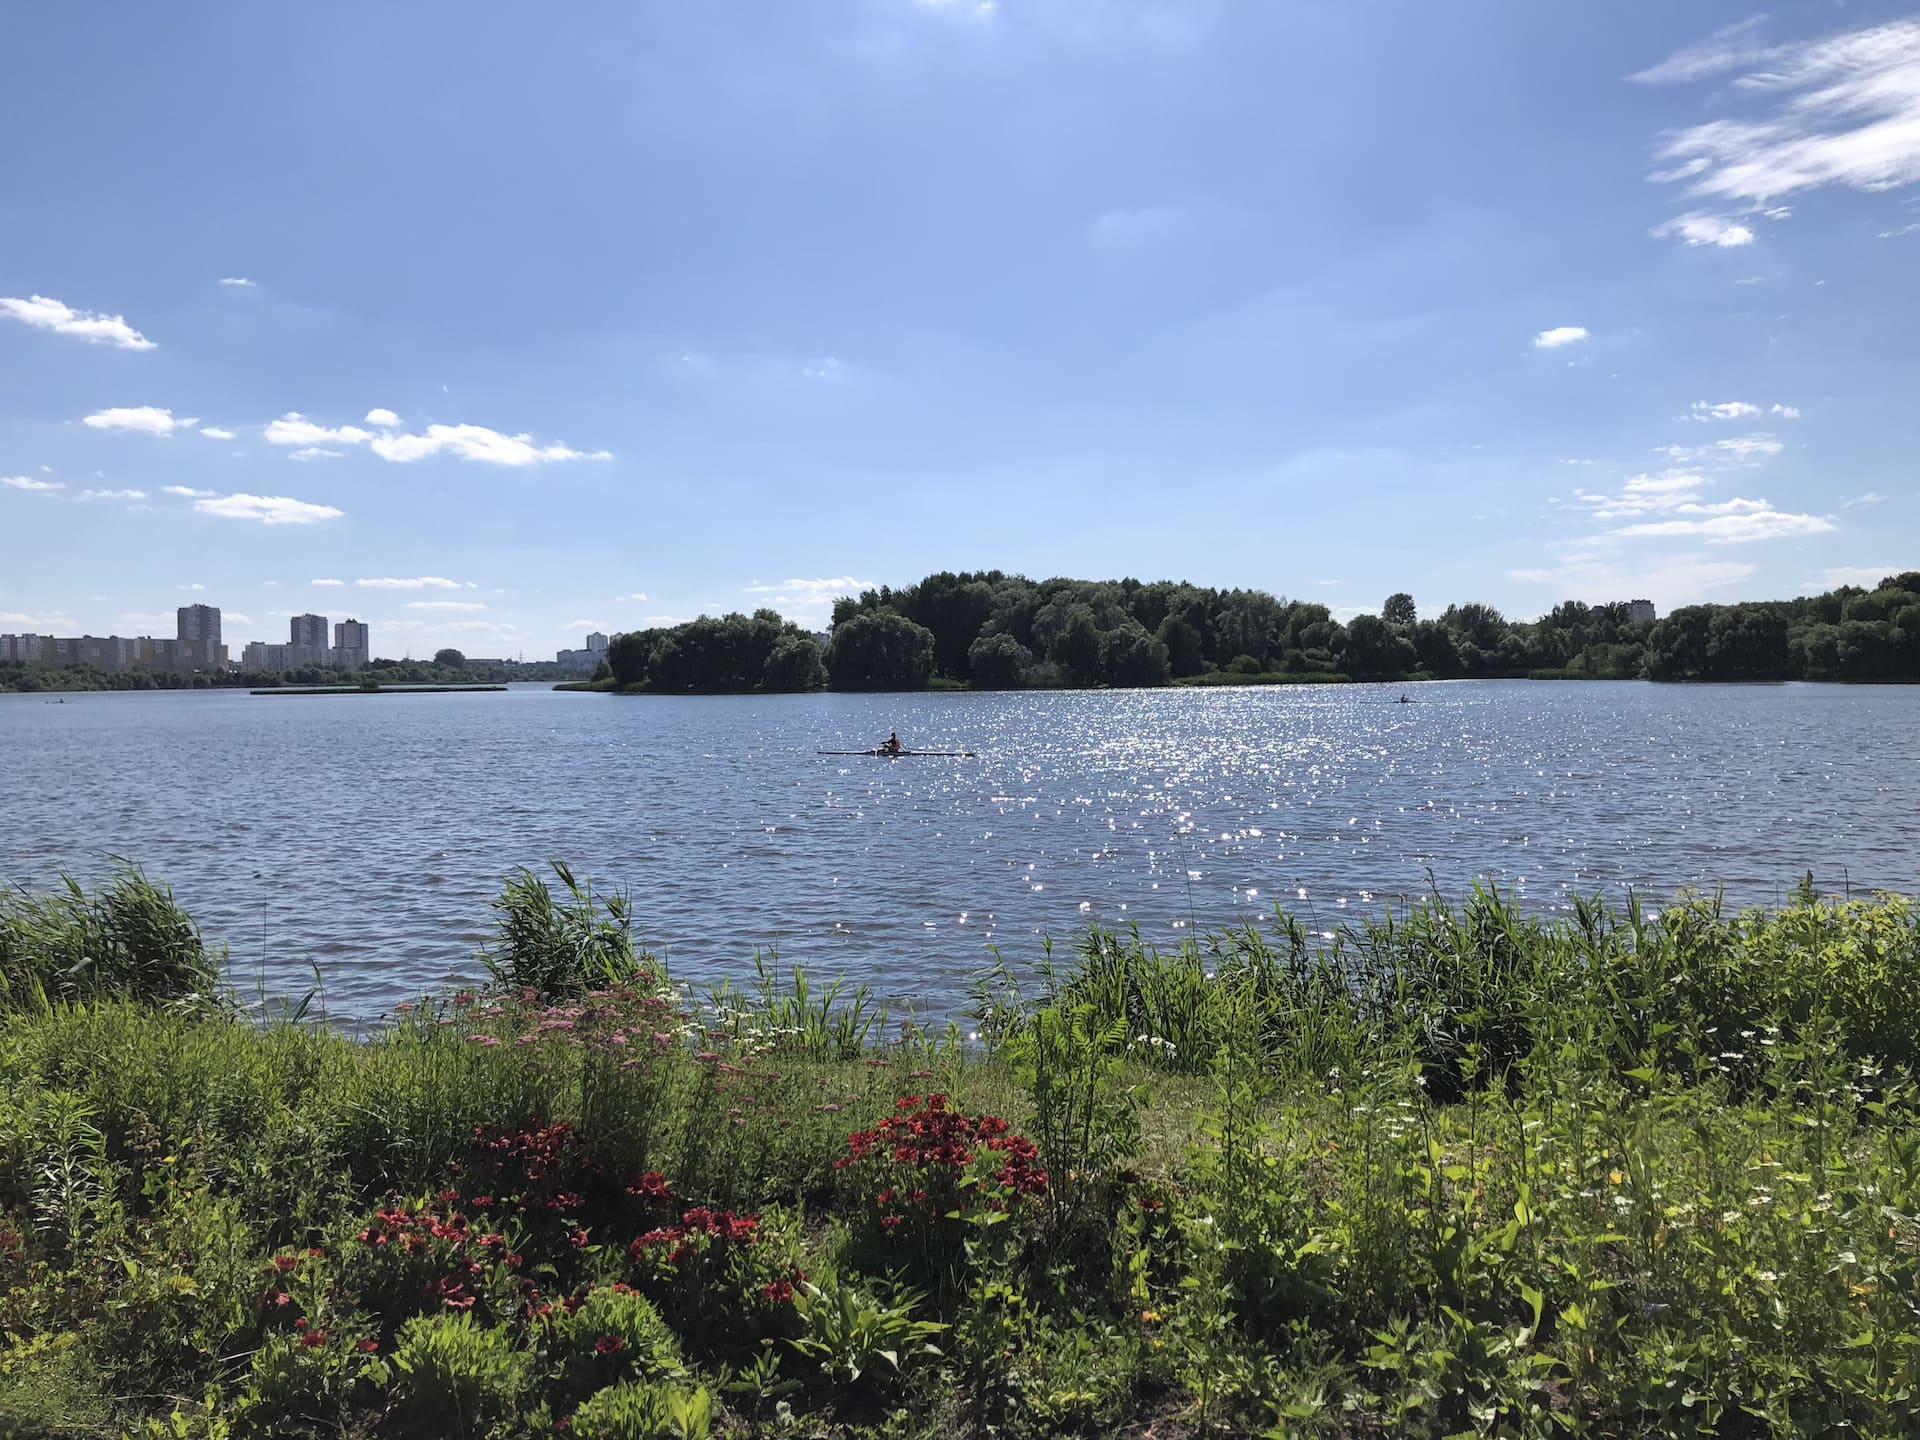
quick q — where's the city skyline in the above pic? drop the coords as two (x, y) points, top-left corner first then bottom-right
(3, 4), (1917, 653)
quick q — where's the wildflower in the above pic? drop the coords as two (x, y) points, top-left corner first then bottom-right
(300, 1330), (328, 1349)
(468, 1034), (502, 1047)
(594, 1335), (628, 1356)
(357, 1338), (379, 1354)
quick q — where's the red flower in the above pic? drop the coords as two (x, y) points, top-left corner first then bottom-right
(300, 1330), (328, 1349)
(357, 1338), (380, 1354)
(594, 1334), (628, 1355)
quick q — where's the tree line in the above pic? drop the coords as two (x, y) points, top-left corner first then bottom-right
(591, 570), (1920, 694)
(0, 656), (563, 694)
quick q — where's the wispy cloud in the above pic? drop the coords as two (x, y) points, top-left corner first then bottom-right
(1641, 17), (1920, 205)
(1630, 16), (1775, 85)
(1568, 470), (1833, 543)
(355, 577), (467, 590)
(1654, 212), (1755, 247)
(312, 579), (345, 588)
(200, 426), (236, 441)
(1808, 564), (1901, 590)
(2, 475), (64, 493)
(370, 424), (611, 466)
(1686, 400), (1798, 423)
(404, 600), (489, 612)
(0, 294), (155, 350)
(265, 411), (609, 466)
(265, 413), (371, 447)
(83, 405), (197, 436)
(1842, 491), (1887, 509)
(75, 488), (147, 502)
(218, 276), (257, 288)
(161, 485), (215, 498)
(1509, 552), (1759, 608)
(289, 447), (344, 462)
(193, 493), (344, 525)
(1654, 434), (1784, 466)
(1532, 325), (1589, 349)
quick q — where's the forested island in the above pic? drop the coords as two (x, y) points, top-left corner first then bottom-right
(0, 651), (564, 694)
(587, 569), (1920, 695)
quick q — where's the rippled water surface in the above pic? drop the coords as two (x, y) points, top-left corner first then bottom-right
(2, 681), (1915, 1017)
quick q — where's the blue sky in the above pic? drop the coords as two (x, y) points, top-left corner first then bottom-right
(3, 2), (1916, 658)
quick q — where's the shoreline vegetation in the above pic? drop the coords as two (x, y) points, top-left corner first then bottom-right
(3, 867), (1918, 1436)
(250, 684), (509, 697)
(0, 654), (562, 696)
(577, 569), (1920, 697)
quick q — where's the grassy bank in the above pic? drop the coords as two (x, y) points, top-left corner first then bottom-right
(2, 871), (1918, 1437)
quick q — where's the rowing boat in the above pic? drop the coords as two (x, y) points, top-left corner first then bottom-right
(816, 748), (976, 758)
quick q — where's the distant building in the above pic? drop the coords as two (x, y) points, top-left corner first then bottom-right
(242, 642), (297, 672)
(177, 604), (222, 671)
(0, 634), (51, 664)
(556, 631), (610, 675)
(332, 618), (369, 671)
(288, 613), (330, 667)
(1625, 599), (1656, 627)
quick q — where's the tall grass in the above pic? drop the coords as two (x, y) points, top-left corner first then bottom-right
(0, 868), (222, 1011)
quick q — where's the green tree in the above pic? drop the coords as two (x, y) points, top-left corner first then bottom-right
(1155, 614), (1207, 678)
(1102, 624), (1171, 687)
(1383, 592), (1417, 626)
(434, 648), (467, 668)
(827, 611), (936, 691)
(1052, 607), (1104, 684)
(967, 632), (1033, 689)
(763, 637), (828, 692)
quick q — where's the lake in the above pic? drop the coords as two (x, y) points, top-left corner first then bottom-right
(2, 681), (1914, 1020)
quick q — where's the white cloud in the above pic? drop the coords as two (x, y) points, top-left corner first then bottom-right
(356, 576), (466, 590)
(1613, 504), (1834, 543)
(218, 277), (257, 288)
(1654, 212), (1755, 247)
(1533, 325), (1589, 349)
(162, 485), (215, 498)
(743, 576), (876, 598)
(1770, 403), (1801, 419)
(1809, 565), (1902, 590)
(265, 412), (608, 467)
(0, 294), (155, 350)
(193, 493), (345, 525)
(404, 601), (489, 612)
(75, 488), (147, 502)
(1630, 16), (1775, 85)
(83, 405), (197, 436)
(265, 413), (372, 447)
(1655, 434), (1784, 466)
(1508, 552), (1760, 608)
(568, 619), (608, 631)
(1842, 491), (1887, 509)
(178, 583), (206, 592)
(312, 578), (345, 588)
(289, 447), (344, 462)
(1642, 18), (1920, 205)
(1688, 400), (1767, 422)
(369, 424), (611, 466)
(620, 592), (650, 602)
(1880, 221), (1920, 238)
(2, 475), (64, 492)
(200, 426), (236, 440)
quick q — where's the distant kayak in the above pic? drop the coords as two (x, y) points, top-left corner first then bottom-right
(817, 748), (976, 758)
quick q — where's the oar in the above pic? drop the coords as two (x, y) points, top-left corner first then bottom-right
(815, 749), (977, 758)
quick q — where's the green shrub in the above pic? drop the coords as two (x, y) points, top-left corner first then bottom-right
(385, 1311), (528, 1437)
(542, 1284), (684, 1409)
(569, 1381), (713, 1440)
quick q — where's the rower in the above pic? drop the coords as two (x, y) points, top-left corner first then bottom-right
(881, 732), (903, 754)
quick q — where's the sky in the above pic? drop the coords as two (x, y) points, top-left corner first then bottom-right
(2, 2), (1917, 659)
